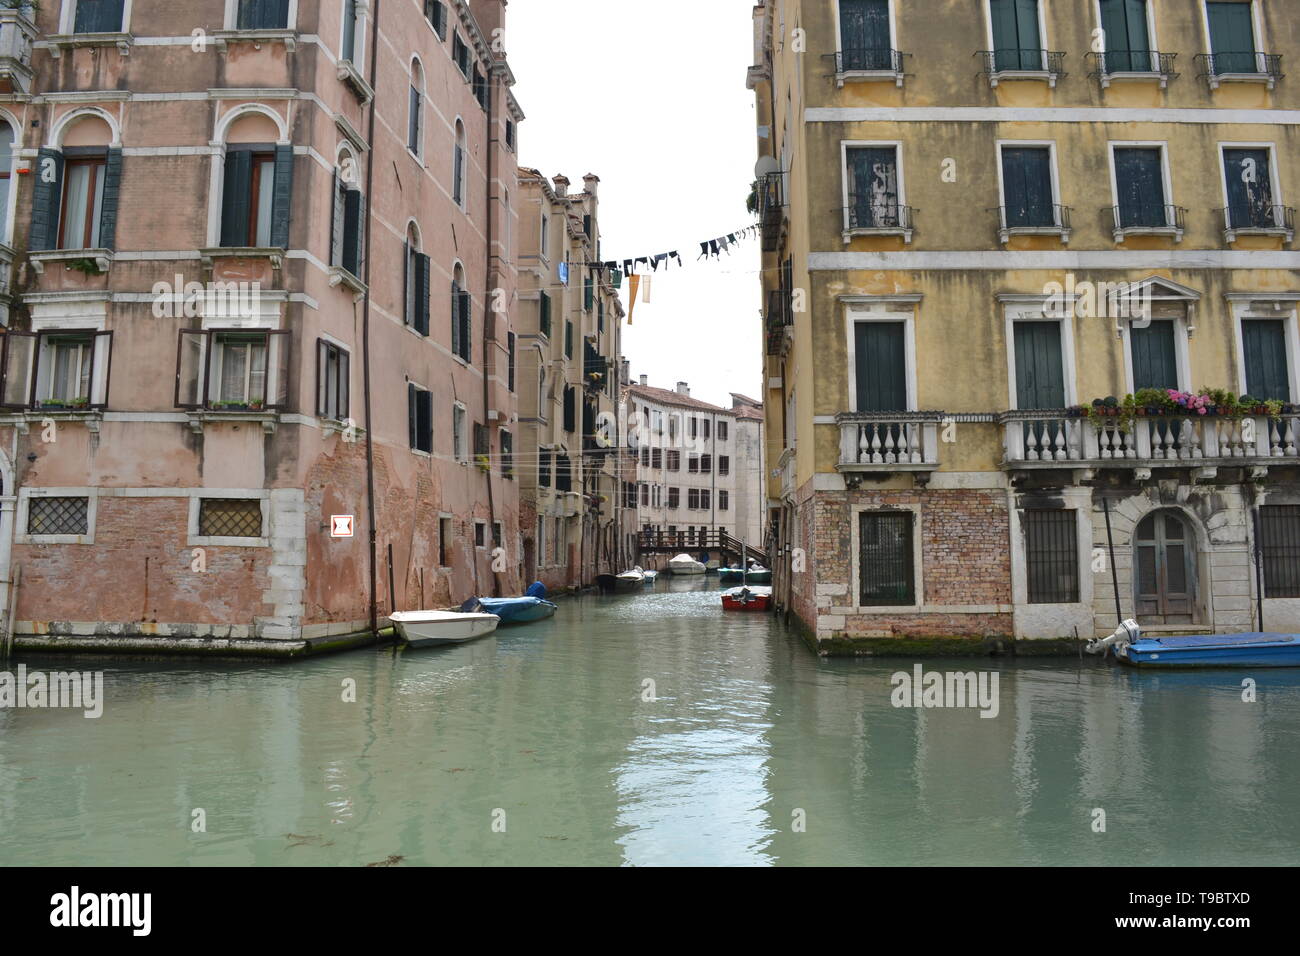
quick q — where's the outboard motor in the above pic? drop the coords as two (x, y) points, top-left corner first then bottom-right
(525, 581), (547, 600)
(1086, 619), (1141, 657)
(460, 597), (487, 614)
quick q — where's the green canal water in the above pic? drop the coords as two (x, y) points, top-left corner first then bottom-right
(1, 576), (1298, 866)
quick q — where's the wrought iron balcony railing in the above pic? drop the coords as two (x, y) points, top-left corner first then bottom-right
(826, 48), (910, 86)
(842, 203), (915, 243)
(990, 204), (1072, 244)
(1085, 50), (1179, 88)
(765, 288), (793, 356)
(1222, 204), (1295, 243)
(1108, 204), (1186, 241)
(977, 49), (1066, 87)
(1195, 52), (1283, 89)
(837, 412), (942, 472)
(757, 171), (784, 252)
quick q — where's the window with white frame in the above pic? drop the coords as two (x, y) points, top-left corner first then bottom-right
(0, 328), (112, 411)
(1111, 144), (1176, 231)
(998, 143), (1063, 230)
(199, 497), (263, 538)
(408, 383), (433, 453)
(1221, 146), (1287, 232)
(174, 328), (289, 411)
(235, 0), (290, 31)
(316, 338), (349, 422)
(408, 60), (424, 157)
(27, 495), (89, 536)
(424, 0), (447, 39)
(453, 402), (467, 461)
(341, 0), (363, 65)
(453, 119), (466, 208)
(845, 144), (904, 230)
(70, 0), (127, 34)
(332, 149), (365, 277)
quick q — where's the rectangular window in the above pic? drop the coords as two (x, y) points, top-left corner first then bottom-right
(473, 422), (489, 459)
(501, 430), (513, 479)
(701, 454), (712, 473)
(989, 0), (1044, 71)
(688, 417), (698, 440)
(452, 287), (472, 361)
(667, 450), (680, 472)
(1206, 0), (1259, 75)
(1261, 505), (1300, 598)
(27, 496), (89, 536)
(58, 155), (107, 250)
(700, 490), (711, 511)
(408, 83), (422, 154)
(7, 330), (113, 412)
(1130, 320), (1178, 392)
(75, 0), (126, 35)
(342, 0), (358, 61)
(221, 147), (290, 248)
(1113, 147), (1168, 228)
(473, 67), (489, 110)
(425, 0), (446, 39)
(316, 339), (350, 422)
(173, 329), (288, 411)
(408, 384), (433, 453)
(718, 456), (730, 476)
(651, 448), (663, 469)
(539, 449), (552, 488)
(332, 177), (365, 276)
(859, 511), (915, 606)
(555, 453), (573, 492)
(1223, 148), (1279, 229)
(640, 484), (649, 507)
(453, 403), (467, 462)
(719, 491), (730, 512)
(493, 521), (503, 548)
(505, 120), (516, 152)
(474, 521), (486, 548)
(839, 0), (893, 70)
(1025, 509), (1080, 603)
(237, 0), (290, 30)
(703, 419), (711, 440)
(1241, 319), (1291, 401)
(453, 33), (470, 77)
(405, 244), (431, 334)
(213, 333), (267, 406)
(718, 421), (729, 441)
(536, 516), (546, 566)
(668, 487), (680, 509)
(439, 516), (452, 566)
(1099, 0), (1152, 73)
(1001, 146), (1055, 228)
(507, 331), (516, 392)
(640, 447), (650, 467)
(846, 146), (902, 229)
(688, 455), (699, 474)
(199, 498), (262, 538)
(539, 292), (552, 338)
(562, 386), (576, 433)
(688, 489), (701, 510)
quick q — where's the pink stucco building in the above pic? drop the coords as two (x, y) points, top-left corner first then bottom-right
(0, 0), (530, 654)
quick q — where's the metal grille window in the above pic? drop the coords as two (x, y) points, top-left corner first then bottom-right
(199, 498), (262, 538)
(28, 496), (89, 535)
(859, 511), (915, 606)
(1024, 509), (1079, 603)
(1261, 505), (1300, 598)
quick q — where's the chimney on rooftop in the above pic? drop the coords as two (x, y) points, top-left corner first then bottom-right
(583, 173), (599, 197)
(553, 174), (569, 197)
(677, 382), (690, 397)
(639, 374), (648, 387)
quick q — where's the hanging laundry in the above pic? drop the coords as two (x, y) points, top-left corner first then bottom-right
(641, 276), (652, 304)
(669, 251), (681, 268)
(627, 275), (641, 325)
(611, 268), (623, 290)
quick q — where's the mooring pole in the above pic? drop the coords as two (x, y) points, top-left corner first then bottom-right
(1252, 506), (1266, 632)
(1102, 496), (1122, 626)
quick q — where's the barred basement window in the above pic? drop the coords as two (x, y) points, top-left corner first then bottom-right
(1024, 509), (1079, 604)
(28, 496), (89, 536)
(859, 511), (915, 606)
(1261, 505), (1300, 598)
(199, 498), (263, 538)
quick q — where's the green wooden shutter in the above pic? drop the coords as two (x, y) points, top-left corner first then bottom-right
(415, 253), (430, 336)
(417, 389), (433, 453)
(97, 147), (123, 249)
(343, 189), (364, 277)
(1003, 147), (1053, 227)
(839, 0), (890, 70)
(1101, 0), (1150, 72)
(584, 275), (593, 311)
(853, 322), (907, 411)
(29, 148), (64, 252)
(848, 147), (899, 227)
(1207, 1), (1257, 74)
(239, 0), (290, 30)
(75, 0), (125, 33)
(458, 291), (472, 360)
(990, 0), (1019, 70)
(1131, 320), (1178, 391)
(1014, 0), (1040, 69)
(1243, 320), (1291, 401)
(1224, 148), (1274, 229)
(565, 320), (573, 359)
(539, 291), (551, 337)
(270, 144), (293, 248)
(1114, 148), (1165, 227)
(1014, 322), (1066, 409)
(221, 149), (252, 247)
(408, 383), (417, 449)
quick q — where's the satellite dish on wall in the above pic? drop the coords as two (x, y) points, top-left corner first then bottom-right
(754, 155), (780, 179)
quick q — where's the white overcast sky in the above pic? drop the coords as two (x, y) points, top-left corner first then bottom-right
(508, 0), (763, 410)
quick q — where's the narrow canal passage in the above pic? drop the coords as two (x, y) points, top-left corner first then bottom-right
(2, 576), (1298, 866)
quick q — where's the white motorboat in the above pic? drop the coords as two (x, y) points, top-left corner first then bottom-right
(614, 567), (645, 592)
(390, 610), (500, 648)
(667, 553), (707, 575)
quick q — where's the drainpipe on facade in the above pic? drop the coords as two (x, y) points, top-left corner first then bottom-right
(359, 0), (383, 636)
(481, 65), (501, 599)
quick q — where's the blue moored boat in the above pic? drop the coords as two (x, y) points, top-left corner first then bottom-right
(1088, 620), (1300, 668)
(463, 583), (558, 626)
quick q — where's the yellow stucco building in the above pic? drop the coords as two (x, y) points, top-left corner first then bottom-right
(751, 0), (1300, 650)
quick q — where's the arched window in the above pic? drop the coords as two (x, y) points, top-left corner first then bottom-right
(453, 119), (466, 207)
(219, 110), (292, 249)
(332, 145), (364, 278)
(408, 60), (424, 156)
(451, 262), (470, 361)
(30, 112), (122, 253)
(404, 222), (428, 335)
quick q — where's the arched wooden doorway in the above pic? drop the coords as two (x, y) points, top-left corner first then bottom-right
(1134, 510), (1197, 625)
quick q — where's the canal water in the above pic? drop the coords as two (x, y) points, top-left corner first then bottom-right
(1, 575), (1298, 866)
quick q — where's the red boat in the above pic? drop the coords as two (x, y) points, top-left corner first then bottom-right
(721, 586), (772, 612)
